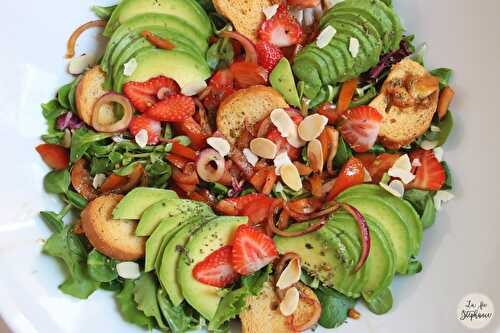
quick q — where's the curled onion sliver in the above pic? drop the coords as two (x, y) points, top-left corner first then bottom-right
(92, 93), (133, 133)
(66, 20), (107, 58)
(196, 148), (225, 183)
(220, 31), (258, 64)
(340, 203), (371, 272)
(268, 200), (328, 237)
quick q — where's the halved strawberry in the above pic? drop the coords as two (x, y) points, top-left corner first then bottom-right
(229, 62), (268, 88)
(408, 149), (445, 191)
(258, 4), (303, 47)
(35, 144), (69, 170)
(128, 115), (162, 145)
(193, 245), (239, 288)
(123, 76), (180, 112)
(256, 41), (284, 72)
(231, 224), (278, 275)
(145, 95), (195, 122)
(339, 106), (383, 153)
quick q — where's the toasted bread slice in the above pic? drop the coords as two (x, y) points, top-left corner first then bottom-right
(371, 59), (440, 149)
(81, 194), (146, 260)
(213, 0), (277, 42)
(240, 282), (320, 333)
(76, 65), (113, 125)
(217, 85), (288, 145)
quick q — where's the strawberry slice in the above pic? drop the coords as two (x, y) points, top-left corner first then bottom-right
(229, 62), (268, 89)
(339, 106), (383, 153)
(256, 41), (284, 72)
(209, 69), (234, 89)
(408, 149), (445, 191)
(128, 115), (162, 145)
(367, 153), (401, 183)
(145, 95), (195, 122)
(35, 144), (69, 170)
(173, 117), (208, 150)
(123, 76), (180, 112)
(215, 193), (270, 216)
(258, 4), (303, 47)
(192, 245), (239, 288)
(231, 225), (278, 275)
(326, 157), (365, 201)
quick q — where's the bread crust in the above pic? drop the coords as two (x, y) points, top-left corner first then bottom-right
(240, 282), (320, 333)
(216, 85), (288, 145)
(76, 65), (112, 125)
(81, 194), (146, 260)
(371, 59), (440, 150)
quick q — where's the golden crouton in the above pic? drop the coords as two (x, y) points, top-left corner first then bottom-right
(75, 66), (113, 125)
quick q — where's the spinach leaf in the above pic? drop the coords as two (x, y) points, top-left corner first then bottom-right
(134, 273), (167, 330)
(145, 159), (171, 177)
(430, 68), (453, 90)
(40, 211), (64, 232)
(367, 143), (386, 154)
(100, 279), (123, 292)
(66, 190), (88, 210)
(90, 157), (114, 175)
(441, 161), (453, 190)
(403, 189), (431, 215)
(434, 111), (454, 147)
(115, 161), (144, 176)
(206, 38), (234, 70)
(316, 286), (356, 329)
(209, 265), (271, 330)
(365, 288), (393, 315)
(57, 82), (73, 109)
(68, 77), (81, 112)
(91, 4), (117, 20)
(333, 136), (353, 168)
(420, 195), (437, 229)
(300, 271), (319, 289)
(157, 289), (202, 333)
(42, 132), (65, 144)
(405, 257), (423, 275)
(42, 224), (99, 299)
(41, 100), (66, 134)
(87, 249), (118, 283)
(44, 169), (70, 194)
(116, 280), (155, 330)
(70, 128), (113, 162)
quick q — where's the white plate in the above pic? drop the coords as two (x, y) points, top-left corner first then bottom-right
(0, 0), (499, 332)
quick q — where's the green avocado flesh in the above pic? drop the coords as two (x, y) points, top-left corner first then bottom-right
(112, 187), (177, 220)
(270, 58), (301, 107)
(293, 0), (403, 87)
(177, 216), (247, 320)
(104, 0), (212, 39)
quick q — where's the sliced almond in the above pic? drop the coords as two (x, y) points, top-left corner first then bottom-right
(250, 138), (278, 159)
(279, 287), (300, 316)
(412, 158), (422, 167)
(276, 258), (301, 290)
(274, 150), (293, 176)
(92, 173), (107, 189)
(181, 80), (207, 97)
(316, 26), (337, 49)
(280, 163), (302, 191)
(434, 190), (454, 210)
(388, 168), (415, 184)
(298, 114), (329, 141)
(433, 147), (444, 161)
(286, 129), (306, 148)
(123, 58), (138, 77)
(380, 179), (405, 198)
(270, 108), (295, 138)
(363, 168), (372, 182)
(243, 148), (259, 166)
(420, 140), (438, 150)
(135, 129), (148, 148)
(207, 137), (231, 157)
(307, 139), (324, 173)
(68, 53), (97, 75)
(116, 262), (141, 280)
(349, 37), (360, 58)
(391, 154), (412, 172)
(263, 4), (279, 20)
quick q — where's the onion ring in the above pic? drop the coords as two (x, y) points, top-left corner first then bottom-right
(196, 148), (225, 182)
(91, 93), (133, 133)
(268, 200), (328, 237)
(220, 31), (258, 64)
(340, 203), (371, 272)
(66, 20), (107, 58)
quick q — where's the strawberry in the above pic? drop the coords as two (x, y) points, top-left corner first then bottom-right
(145, 95), (195, 122)
(266, 128), (301, 161)
(192, 245), (239, 288)
(256, 41), (284, 72)
(209, 69), (234, 89)
(128, 115), (162, 145)
(123, 76), (180, 112)
(339, 106), (383, 153)
(368, 153), (401, 183)
(408, 149), (445, 191)
(258, 4), (303, 47)
(229, 62), (268, 88)
(215, 193), (270, 216)
(326, 157), (365, 201)
(35, 144), (69, 170)
(232, 224), (278, 275)
(173, 117), (208, 150)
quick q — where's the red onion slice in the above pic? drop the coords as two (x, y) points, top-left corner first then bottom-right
(91, 93), (133, 133)
(340, 203), (371, 272)
(196, 148), (225, 183)
(220, 31), (258, 64)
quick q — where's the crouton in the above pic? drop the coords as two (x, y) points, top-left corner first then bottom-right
(217, 85), (288, 145)
(240, 282), (320, 333)
(81, 194), (146, 260)
(213, 0), (278, 42)
(371, 59), (440, 149)
(76, 65), (113, 125)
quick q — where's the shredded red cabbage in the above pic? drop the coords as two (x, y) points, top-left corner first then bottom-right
(362, 40), (412, 82)
(56, 112), (83, 130)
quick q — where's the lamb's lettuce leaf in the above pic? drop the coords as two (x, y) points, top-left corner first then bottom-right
(116, 280), (155, 330)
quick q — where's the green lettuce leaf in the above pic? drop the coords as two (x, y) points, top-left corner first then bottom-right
(315, 286), (356, 329)
(157, 289), (203, 333)
(87, 249), (119, 283)
(42, 224), (99, 299)
(116, 280), (155, 330)
(134, 273), (167, 330)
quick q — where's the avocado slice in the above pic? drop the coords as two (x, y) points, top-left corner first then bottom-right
(274, 221), (352, 289)
(101, 13), (209, 74)
(338, 184), (423, 256)
(292, 59), (322, 99)
(269, 58), (301, 107)
(104, 0), (212, 39)
(177, 216), (247, 320)
(294, 47), (332, 86)
(136, 199), (213, 236)
(330, 212), (396, 300)
(328, 34), (356, 82)
(336, 196), (411, 274)
(158, 218), (207, 306)
(114, 48), (211, 92)
(319, 44), (347, 84)
(112, 187), (177, 220)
